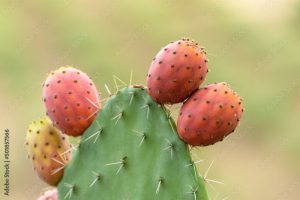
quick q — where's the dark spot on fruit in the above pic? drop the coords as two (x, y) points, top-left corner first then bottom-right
(242, 109), (244, 112)
(171, 65), (175, 68)
(219, 105), (223, 109)
(32, 156), (35, 160)
(88, 106), (91, 109)
(54, 154), (58, 158)
(87, 91), (90, 94)
(188, 80), (193, 83)
(44, 155), (47, 159)
(228, 122), (232, 126)
(206, 69), (209, 73)
(62, 136), (65, 140)
(204, 87), (208, 90)
(159, 61), (163, 64)
(196, 53), (199, 56)
(77, 103), (80, 107)
(54, 95), (58, 99)
(57, 80), (61, 84)
(148, 88), (151, 91)
(200, 76), (203, 80)
(46, 84), (49, 87)
(25, 142), (29, 146)
(152, 57), (156, 61)
(68, 91), (72, 95)
(239, 102), (242, 105)
(206, 100), (210, 104)
(173, 51), (176, 54)
(202, 117), (207, 121)
(64, 106), (68, 110)
(74, 80), (78, 83)
(216, 120), (220, 125)
(193, 98), (197, 101)
(77, 71), (80, 75)
(52, 109), (55, 113)
(41, 167), (44, 170)
(231, 105), (234, 109)
(28, 129), (32, 133)
(225, 91), (228, 94)
(58, 145), (61, 149)
(188, 114), (191, 118)
(62, 70), (66, 74)
(179, 112), (182, 116)
(214, 89), (217, 92)
(66, 118), (70, 122)
(36, 130), (40, 134)
(49, 131), (53, 135)
(198, 66), (201, 69)
(237, 118), (240, 122)
(172, 79), (177, 83)
(205, 59), (208, 63)
(148, 74), (151, 77)
(89, 83), (93, 86)
(45, 142), (49, 146)
(164, 48), (168, 51)
(34, 144), (37, 148)
(157, 77), (160, 80)
(184, 54), (188, 57)
(178, 41), (181, 45)
(56, 121), (59, 125)
(43, 98), (46, 102)
(186, 66), (190, 70)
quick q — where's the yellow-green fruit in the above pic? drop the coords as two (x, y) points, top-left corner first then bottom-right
(25, 117), (72, 186)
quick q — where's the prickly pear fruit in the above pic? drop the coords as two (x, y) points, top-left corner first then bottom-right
(43, 66), (100, 136)
(177, 82), (244, 146)
(147, 38), (208, 104)
(25, 117), (72, 186)
(37, 188), (57, 200)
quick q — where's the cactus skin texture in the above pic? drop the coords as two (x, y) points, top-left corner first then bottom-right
(43, 66), (100, 137)
(147, 38), (208, 104)
(57, 87), (208, 200)
(25, 118), (72, 186)
(37, 188), (57, 200)
(177, 82), (244, 146)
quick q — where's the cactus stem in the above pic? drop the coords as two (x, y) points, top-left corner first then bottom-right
(111, 112), (123, 125)
(106, 157), (127, 174)
(132, 130), (147, 146)
(89, 171), (101, 187)
(140, 104), (150, 119)
(163, 139), (175, 160)
(129, 92), (135, 105)
(82, 129), (102, 144)
(186, 185), (199, 200)
(156, 177), (163, 195)
(63, 183), (75, 199)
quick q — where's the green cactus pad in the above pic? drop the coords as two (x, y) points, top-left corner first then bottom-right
(58, 86), (208, 200)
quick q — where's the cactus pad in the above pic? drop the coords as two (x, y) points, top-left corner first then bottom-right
(58, 86), (208, 200)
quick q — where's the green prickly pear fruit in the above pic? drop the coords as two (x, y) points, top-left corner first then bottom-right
(43, 66), (100, 137)
(25, 117), (72, 186)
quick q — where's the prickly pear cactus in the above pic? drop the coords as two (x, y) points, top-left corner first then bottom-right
(58, 86), (208, 200)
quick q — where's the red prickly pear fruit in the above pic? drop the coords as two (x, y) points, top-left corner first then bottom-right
(43, 66), (100, 136)
(37, 188), (57, 200)
(146, 38), (208, 104)
(25, 117), (72, 186)
(177, 82), (244, 146)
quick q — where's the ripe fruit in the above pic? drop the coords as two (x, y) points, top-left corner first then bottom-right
(147, 38), (208, 104)
(25, 117), (72, 186)
(37, 188), (57, 200)
(177, 82), (244, 146)
(43, 66), (100, 136)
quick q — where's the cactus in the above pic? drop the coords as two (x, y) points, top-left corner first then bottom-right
(177, 82), (244, 146)
(57, 86), (208, 200)
(25, 117), (72, 186)
(43, 66), (100, 137)
(37, 188), (57, 200)
(147, 38), (208, 104)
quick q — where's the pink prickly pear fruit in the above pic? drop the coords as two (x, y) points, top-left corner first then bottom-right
(43, 66), (100, 136)
(25, 117), (72, 186)
(147, 38), (208, 104)
(177, 82), (244, 146)
(37, 188), (57, 200)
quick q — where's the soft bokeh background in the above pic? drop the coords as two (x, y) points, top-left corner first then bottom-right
(0, 0), (300, 199)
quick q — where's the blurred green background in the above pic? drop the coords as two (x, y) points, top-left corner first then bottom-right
(0, 0), (300, 199)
